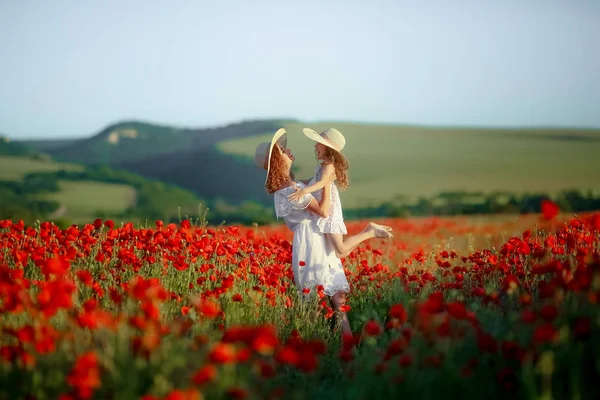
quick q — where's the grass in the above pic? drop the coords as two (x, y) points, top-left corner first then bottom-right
(41, 181), (137, 222)
(0, 155), (82, 180)
(217, 123), (600, 208)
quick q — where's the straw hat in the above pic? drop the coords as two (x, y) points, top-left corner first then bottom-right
(302, 127), (349, 165)
(253, 128), (287, 184)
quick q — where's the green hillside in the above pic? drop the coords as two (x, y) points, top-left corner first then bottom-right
(217, 122), (600, 208)
(39, 119), (294, 165)
(0, 154), (207, 225)
(18, 119), (294, 207)
(17, 119), (600, 217)
(45, 121), (196, 165)
(115, 146), (274, 205)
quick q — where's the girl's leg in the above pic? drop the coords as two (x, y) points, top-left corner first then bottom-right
(330, 291), (351, 336)
(326, 222), (393, 258)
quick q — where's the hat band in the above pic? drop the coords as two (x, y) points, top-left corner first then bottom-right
(320, 133), (342, 152)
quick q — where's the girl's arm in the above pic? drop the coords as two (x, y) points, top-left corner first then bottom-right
(288, 164), (335, 201)
(304, 179), (332, 218)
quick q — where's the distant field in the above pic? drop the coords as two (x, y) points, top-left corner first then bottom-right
(0, 155), (82, 180)
(217, 123), (600, 208)
(42, 181), (137, 222)
(0, 155), (136, 223)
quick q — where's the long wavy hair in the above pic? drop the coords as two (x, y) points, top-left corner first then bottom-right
(322, 147), (349, 191)
(265, 146), (291, 194)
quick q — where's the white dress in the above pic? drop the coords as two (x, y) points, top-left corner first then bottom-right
(308, 164), (348, 235)
(274, 182), (350, 298)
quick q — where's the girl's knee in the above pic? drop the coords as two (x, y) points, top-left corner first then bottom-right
(337, 250), (350, 258)
(336, 243), (351, 255)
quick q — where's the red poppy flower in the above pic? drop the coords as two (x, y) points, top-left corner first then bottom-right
(208, 343), (237, 364)
(541, 200), (559, 220)
(364, 320), (382, 336)
(389, 304), (408, 323)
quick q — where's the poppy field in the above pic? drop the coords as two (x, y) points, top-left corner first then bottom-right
(1, 203), (599, 399)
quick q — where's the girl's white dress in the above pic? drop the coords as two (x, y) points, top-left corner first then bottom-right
(274, 182), (350, 297)
(308, 164), (348, 235)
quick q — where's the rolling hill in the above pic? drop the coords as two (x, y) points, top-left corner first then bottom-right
(34, 119), (295, 165)
(217, 122), (600, 208)
(0, 154), (137, 224)
(18, 120), (600, 210)
(0, 152), (206, 225)
(18, 119), (294, 205)
(117, 145), (273, 205)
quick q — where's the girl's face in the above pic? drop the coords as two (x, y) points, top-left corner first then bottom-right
(315, 143), (327, 160)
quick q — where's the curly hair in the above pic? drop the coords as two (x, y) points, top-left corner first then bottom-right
(265, 146), (291, 194)
(323, 147), (349, 191)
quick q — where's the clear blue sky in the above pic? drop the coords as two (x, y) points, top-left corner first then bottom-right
(1, 0), (599, 138)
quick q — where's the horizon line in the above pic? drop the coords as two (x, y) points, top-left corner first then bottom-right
(5, 117), (600, 140)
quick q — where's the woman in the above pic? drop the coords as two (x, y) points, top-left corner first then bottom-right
(254, 128), (391, 337)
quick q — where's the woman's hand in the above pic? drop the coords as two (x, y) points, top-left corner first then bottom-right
(288, 187), (307, 202)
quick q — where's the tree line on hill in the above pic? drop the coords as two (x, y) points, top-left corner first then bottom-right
(0, 136), (42, 157)
(344, 190), (600, 219)
(1, 165), (599, 227)
(0, 179), (61, 223)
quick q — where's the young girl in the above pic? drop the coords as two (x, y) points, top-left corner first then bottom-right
(289, 128), (393, 258)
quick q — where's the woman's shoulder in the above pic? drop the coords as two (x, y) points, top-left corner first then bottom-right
(273, 182), (312, 218)
(274, 182), (305, 196)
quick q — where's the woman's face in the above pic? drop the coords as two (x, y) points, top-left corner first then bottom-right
(278, 144), (295, 165)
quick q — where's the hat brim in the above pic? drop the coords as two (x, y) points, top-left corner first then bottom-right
(265, 128), (287, 184)
(302, 128), (349, 165)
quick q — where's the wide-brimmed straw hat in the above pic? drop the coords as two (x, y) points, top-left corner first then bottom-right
(253, 128), (287, 184)
(302, 127), (349, 165)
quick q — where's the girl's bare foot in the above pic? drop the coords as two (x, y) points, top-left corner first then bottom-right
(368, 222), (393, 238)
